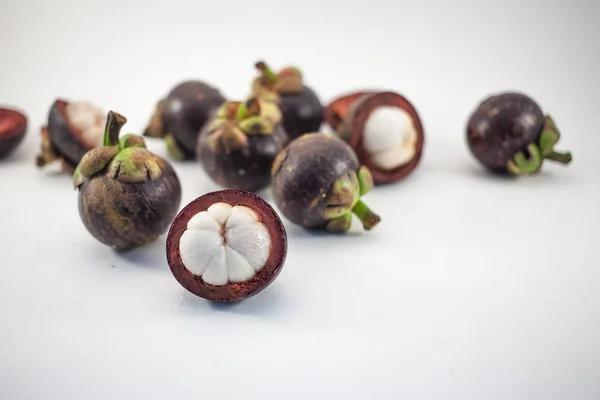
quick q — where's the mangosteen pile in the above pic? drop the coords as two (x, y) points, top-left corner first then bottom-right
(0, 59), (576, 305)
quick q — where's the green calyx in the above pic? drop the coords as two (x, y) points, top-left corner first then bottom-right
(73, 110), (165, 188)
(165, 133), (186, 160)
(506, 115), (573, 175)
(254, 60), (304, 96)
(207, 98), (278, 155)
(324, 166), (381, 232)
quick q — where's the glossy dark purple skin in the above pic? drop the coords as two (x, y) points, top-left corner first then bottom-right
(279, 85), (323, 140)
(161, 81), (226, 159)
(271, 134), (359, 229)
(467, 92), (545, 174)
(197, 124), (289, 193)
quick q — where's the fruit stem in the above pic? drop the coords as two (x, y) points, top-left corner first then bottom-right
(352, 200), (381, 230)
(545, 151), (572, 164)
(255, 61), (277, 83)
(103, 111), (127, 147)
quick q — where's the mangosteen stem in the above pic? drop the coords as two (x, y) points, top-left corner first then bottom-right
(103, 111), (127, 147)
(546, 151), (573, 164)
(255, 61), (277, 83)
(351, 200), (381, 230)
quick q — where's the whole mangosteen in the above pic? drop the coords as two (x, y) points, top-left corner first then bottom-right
(251, 61), (323, 140)
(197, 97), (288, 192)
(36, 99), (106, 172)
(166, 189), (287, 302)
(73, 110), (182, 250)
(327, 91), (425, 185)
(144, 80), (226, 160)
(466, 91), (572, 175)
(0, 106), (27, 159)
(271, 133), (381, 233)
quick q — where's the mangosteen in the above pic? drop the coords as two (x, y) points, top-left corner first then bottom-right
(466, 92), (572, 175)
(0, 107), (27, 159)
(73, 110), (182, 250)
(271, 133), (381, 233)
(144, 80), (226, 160)
(166, 189), (287, 302)
(197, 97), (289, 192)
(329, 91), (425, 185)
(251, 60), (323, 140)
(36, 99), (106, 172)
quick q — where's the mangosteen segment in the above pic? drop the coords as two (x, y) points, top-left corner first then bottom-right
(37, 99), (106, 170)
(467, 92), (572, 175)
(337, 91), (425, 185)
(179, 202), (271, 286)
(362, 106), (419, 170)
(166, 189), (287, 302)
(0, 107), (27, 159)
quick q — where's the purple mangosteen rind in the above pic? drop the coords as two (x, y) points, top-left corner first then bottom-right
(144, 80), (226, 160)
(271, 133), (380, 233)
(0, 107), (28, 159)
(337, 91), (425, 185)
(166, 189), (288, 302)
(74, 110), (182, 250)
(197, 98), (289, 192)
(466, 92), (573, 176)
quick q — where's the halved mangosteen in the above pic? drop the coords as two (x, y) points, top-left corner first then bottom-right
(36, 99), (106, 172)
(166, 189), (287, 302)
(330, 91), (425, 185)
(0, 107), (27, 159)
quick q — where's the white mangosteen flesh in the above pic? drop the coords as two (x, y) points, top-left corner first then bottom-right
(178, 203), (272, 286)
(362, 106), (418, 170)
(65, 101), (106, 148)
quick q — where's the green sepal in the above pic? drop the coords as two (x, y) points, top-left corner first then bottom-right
(357, 166), (374, 195)
(539, 115), (560, 157)
(506, 144), (542, 175)
(165, 133), (186, 160)
(73, 146), (120, 188)
(119, 134), (146, 150)
(326, 213), (352, 233)
(239, 116), (273, 135)
(106, 147), (163, 183)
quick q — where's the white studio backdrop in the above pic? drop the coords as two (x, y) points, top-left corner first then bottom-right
(1, 0), (599, 399)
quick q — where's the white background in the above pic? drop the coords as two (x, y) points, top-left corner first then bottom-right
(1, 0), (599, 399)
